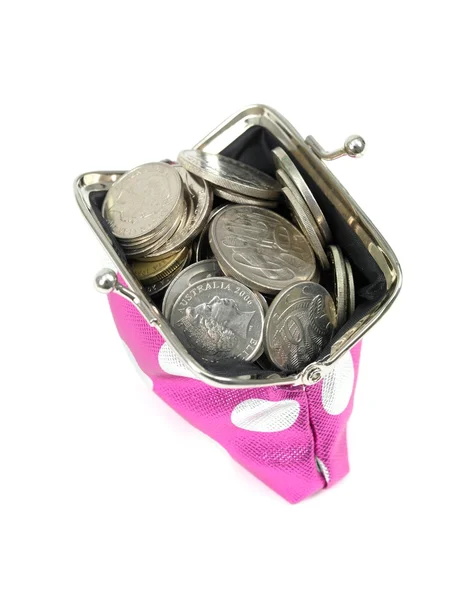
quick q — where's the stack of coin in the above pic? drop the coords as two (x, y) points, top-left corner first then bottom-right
(327, 245), (356, 328)
(129, 247), (192, 298)
(273, 147), (332, 270)
(142, 249), (192, 298)
(178, 149), (282, 208)
(102, 162), (213, 261)
(102, 147), (358, 373)
(273, 147), (356, 326)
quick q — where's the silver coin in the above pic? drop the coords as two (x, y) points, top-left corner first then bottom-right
(277, 171), (330, 271)
(125, 170), (196, 257)
(178, 149), (281, 200)
(119, 215), (174, 246)
(118, 193), (185, 246)
(125, 187), (191, 258)
(264, 281), (337, 373)
(149, 181), (193, 252)
(122, 200), (187, 255)
(213, 185), (279, 209)
(144, 249), (191, 297)
(209, 205), (317, 294)
(277, 168), (325, 246)
(344, 258), (356, 318)
(170, 276), (265, 364)
(103, 162), (183, 241)
(162, 259), (223, 319)
(327, 245), (348, 328)
(216, 250), (321, 287)
(139, 167), (213, 259)
(207, 203), (230, 223)
(272, 147), (333, 244)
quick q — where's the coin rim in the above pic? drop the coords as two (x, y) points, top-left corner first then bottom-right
(278, 171), (330, 271)
(327, 245), (348, 328)
(140, 168), (213, 259)
(178, 149), (281, 200)
(272, 147), (333, 244)
(143, 249), (192, 297)
(214, 185), (279, 209)
(131, 247), (188, 284)
(123, 200), (186, 255)
(162, 259), (222, 319)
(344, 257), (356, 318)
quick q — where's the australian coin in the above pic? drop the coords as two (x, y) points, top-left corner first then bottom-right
(130, 247), (189, 284)
(344, 257), (356, 318)
(327, 245), (348, 328)
(138, 167), (213, 259)
(208, 204), (231, 222)
(277, 170), (330, 271)
(103, 162), (183, 241)
(122, 200), (186, 253)
(178, 149), (281, 200)
(124, 182), (190, 258)
(264, 282), (337, 373)
(272, 147), (333, 244)
(216, 249), (321, 287)
(170, 276), (265, 364)
(209, 205), (317, 294)
(277, 168), (325, 246)
(213, 185), (279, 209)
(162, 259), (223, 319)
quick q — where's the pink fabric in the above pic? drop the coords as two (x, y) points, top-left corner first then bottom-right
(108, 280), (361, 503)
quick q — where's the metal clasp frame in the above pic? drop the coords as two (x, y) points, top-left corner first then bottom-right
(76, 105), (402, 388)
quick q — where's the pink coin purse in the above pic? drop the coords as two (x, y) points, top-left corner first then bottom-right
(75, 106), (402, 503)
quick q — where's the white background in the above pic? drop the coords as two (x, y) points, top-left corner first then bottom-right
(1, 2), (449, 598)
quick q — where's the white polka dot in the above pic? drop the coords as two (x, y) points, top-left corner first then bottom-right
(158, 342), (193, 378)
(231, 398), (300, 432)
(316, 457), (330, 484)
(321, 351), (354, 415)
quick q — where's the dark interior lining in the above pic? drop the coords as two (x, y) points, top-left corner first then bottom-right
(89, 125), (387, 369)
(219, 126), (387, 355)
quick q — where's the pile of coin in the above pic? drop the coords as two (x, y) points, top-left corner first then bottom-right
(102, 147), (357, 373)
(102, 161), (213, 260)
(178, 150), (282, 208)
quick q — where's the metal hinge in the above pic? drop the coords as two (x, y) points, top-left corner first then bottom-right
(305, 134), (366, 161)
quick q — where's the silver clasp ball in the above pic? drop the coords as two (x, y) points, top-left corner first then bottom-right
(305, 134), (366, 161)
(94, 268), (146, 312)
(94, 268), (118, 294)
(344, 135), (366, 158)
